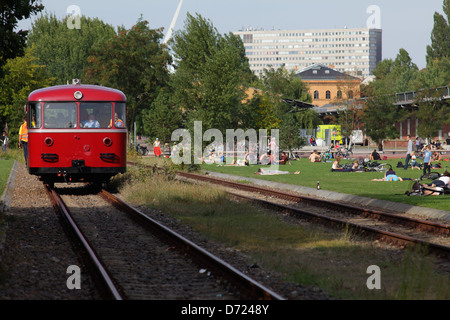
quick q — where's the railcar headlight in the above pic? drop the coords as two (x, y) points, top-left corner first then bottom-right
(74, 91), (83, 100)
(103, 137), (112, 147)
(44, 137), (54, 146)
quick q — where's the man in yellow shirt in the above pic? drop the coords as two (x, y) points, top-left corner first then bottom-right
(18, 116), (28, 166)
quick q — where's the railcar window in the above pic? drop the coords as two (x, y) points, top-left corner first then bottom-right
(28, 103), (42, 128)
(43, 102), (77, 128)
(113, 102), (126, 128)
(79, 102), (112, 129)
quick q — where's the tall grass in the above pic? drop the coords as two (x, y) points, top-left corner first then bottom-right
(114, 166), (450, 300)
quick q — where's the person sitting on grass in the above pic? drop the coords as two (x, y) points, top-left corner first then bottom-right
(279, 152), (292, 165)
(331, 157), (343, 171)
(309, 150), (321, 163)
(410, 151), (421, 170)
(259, 151), (274, 165)
(351, 160), (364, 172)
(331, 157), (353, 172)
(370, 149), (381, 161)
(432, 152), (443, 162)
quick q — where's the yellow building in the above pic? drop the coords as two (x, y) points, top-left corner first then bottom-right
(295, 64), (362, 107)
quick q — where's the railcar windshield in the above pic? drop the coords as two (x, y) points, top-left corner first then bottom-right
(79, 102), (112, 129)
(43, 102), (77, 128)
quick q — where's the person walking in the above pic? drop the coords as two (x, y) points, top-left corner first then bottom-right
(153, 138), (162, 157)
(18, 117), (28, 165)
(1, 132), (8, 152)
(403, 135), (413, 170)
(415, 137), (421, 152)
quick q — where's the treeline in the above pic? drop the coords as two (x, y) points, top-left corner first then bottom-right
(0, 4), (317, 151)
(330, 1), (450, 149)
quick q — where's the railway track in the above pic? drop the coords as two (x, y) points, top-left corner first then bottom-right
(43, 182), (284, 300)
(174, 171), (450, 259)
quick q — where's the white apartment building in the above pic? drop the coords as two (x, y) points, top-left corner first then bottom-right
(233, 27), (382, 78)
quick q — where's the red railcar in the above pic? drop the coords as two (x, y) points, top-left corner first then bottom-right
(26, 80), (127, 186)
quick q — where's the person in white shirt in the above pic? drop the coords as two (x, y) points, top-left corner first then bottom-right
(83, 114), (100, 128)
(422, 171), (450, 195)
(1, 132), (8, 152)
(403, 135), (413, 170)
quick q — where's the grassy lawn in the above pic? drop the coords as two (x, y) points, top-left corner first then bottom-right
(198, 157), (450, 212)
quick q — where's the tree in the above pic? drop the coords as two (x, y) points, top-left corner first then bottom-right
(412, 0), (450, 141)
(0, 0), (44, 72)
(369, 49), (418, 95)
(279, 112), (305, 153)
(252, 95), (282, 131)
(27, 13), (116, 85)
(259, 66), (311, 105)
(391, 49), (419, 92)
(372, 59), (394, 81)
(256, 65), (313, 151)
(426, 0), (450, 64)
(170, 13), (253, 133)
(294, 109), (321, 130)
(142, 89), (182, 144)
(84, 18), (172, 137)
(413, 86), (450, 141)
(329, 75), (364, 143)
(0, 46), (54, 142)
(412, 57), (450, 89)
(361, 87), (406, 151)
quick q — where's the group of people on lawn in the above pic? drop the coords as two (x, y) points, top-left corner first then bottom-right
(312, 135), (449, 195)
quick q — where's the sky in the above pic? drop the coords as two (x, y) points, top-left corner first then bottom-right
(17, 0), (446, 70)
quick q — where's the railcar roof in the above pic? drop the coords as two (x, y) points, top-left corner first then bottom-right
(28, 84), (127, 102)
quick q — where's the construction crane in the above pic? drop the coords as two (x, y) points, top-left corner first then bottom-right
(163, 0), (184, 45)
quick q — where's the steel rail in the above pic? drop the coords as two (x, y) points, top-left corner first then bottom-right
(99, 189), (285, 300)
(176, 171), (450, 237)
(230, 192), (450, 258)
(44, 184), (124, 300)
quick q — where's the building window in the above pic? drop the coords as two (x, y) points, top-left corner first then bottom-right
(314, 90), (319, 99)
(348, 90), (354, 99)
(326, 91), (331, 99)
(337, 90), (342, 99)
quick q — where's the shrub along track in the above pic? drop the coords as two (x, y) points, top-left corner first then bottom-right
(175, 171), (450, 262)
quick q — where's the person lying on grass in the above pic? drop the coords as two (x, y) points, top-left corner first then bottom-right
(421, 171), (449, 195)
(255, 168), (300, 175)
(371, 169), (404, 181)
